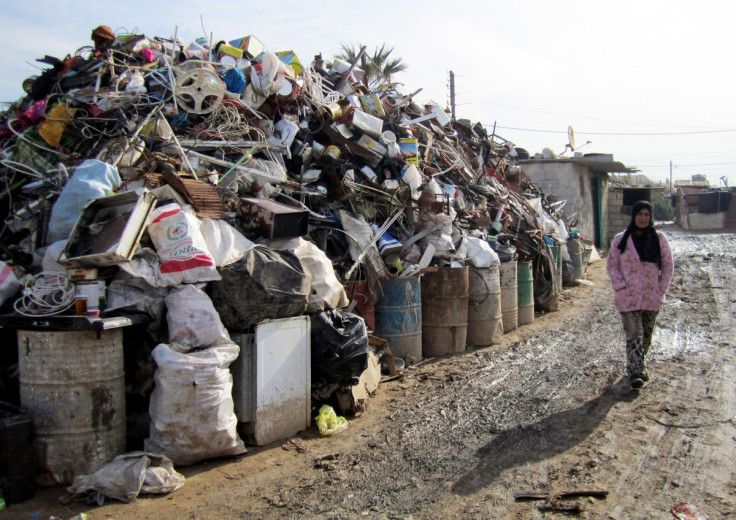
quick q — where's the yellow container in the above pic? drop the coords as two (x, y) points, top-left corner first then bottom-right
(218, 44), (244, 59)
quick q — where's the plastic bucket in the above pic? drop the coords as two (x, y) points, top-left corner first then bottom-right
(467, 266), (503, 347)
(18, 329), (126, 486)
(517, 261), (534, 326)
(374, 277), (422, 364)
(421, 267), (469, 356)
(499, 261), (518, 332)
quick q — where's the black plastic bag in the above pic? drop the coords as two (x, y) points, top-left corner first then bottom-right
(311, 310), (369, 400)
(208, 245), (311, 331)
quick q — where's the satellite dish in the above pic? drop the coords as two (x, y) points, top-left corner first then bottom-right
(567, 125), (576, 151)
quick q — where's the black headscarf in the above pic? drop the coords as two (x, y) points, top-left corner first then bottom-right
(617, 200), (661, 267)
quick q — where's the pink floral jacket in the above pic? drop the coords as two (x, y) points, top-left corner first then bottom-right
(606, 230), (674, 312)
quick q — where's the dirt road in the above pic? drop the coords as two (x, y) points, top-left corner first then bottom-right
(8, 228), (736, 520)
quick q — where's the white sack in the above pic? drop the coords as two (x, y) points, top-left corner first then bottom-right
(65, 451), (185, 504)
(164, 284), (230, 351)
(145, 343), (245, 466)
(146, 203), (220, 286)
(199, 218), (254, 267)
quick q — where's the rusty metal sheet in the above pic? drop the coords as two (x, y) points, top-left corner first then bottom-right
(161, 170), (225, 219)
(671, 503), (711, 520)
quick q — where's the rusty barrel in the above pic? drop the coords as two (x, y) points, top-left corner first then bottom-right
(467, 266), (503, 347)
(374, 277), (422, 364)
(18, 329), (126, 486)
(499, 260), (518, 332)
(421, 267), (469, 357)
(517, 260), (534, 326)
(345, 279), (375, 331)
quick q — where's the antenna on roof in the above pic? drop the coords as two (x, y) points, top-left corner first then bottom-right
(567, 125), (576, 151)
(558, 125), (576, 156)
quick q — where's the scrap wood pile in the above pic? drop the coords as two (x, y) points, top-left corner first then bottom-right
(0, 26), (575, 468)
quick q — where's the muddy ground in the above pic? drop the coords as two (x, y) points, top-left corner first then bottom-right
(7, 228), (736, 520)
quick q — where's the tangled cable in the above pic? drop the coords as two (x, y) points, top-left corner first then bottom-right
(13, 272), (76, 317)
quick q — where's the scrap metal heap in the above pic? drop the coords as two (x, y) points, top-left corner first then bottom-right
(0, 29), (571, 319)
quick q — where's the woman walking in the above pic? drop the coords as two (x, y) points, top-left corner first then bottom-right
(606, 200), (674, 389)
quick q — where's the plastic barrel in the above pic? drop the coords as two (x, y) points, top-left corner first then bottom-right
(517, 261), (534, 326)
(18, 329), (126, 486)
(467, 266), (503, 347)
(345, 280), (375, 331)
(567, 238), (584, 281)
(421, 267), (469, 357)
(374, 277), (422, 364)
(499, 261), (518, 332)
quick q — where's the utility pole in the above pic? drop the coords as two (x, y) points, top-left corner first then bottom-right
(449, 71), (456, 121)
(669, 160), (673, 192)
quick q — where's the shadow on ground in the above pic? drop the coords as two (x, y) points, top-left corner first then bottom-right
(451, 376), (637, 496)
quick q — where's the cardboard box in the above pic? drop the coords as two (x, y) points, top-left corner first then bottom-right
(351, 109), (384, 138)
(359, 93), (386, 116)
(228, 35), (264, 59)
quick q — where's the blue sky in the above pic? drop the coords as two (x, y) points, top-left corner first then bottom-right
(1, 0), (734, 187)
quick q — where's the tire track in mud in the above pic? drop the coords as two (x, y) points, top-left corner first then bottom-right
(286, 275), (627, 518)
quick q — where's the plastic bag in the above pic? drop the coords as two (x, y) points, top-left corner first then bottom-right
(465, 237), (500, 268)
(250, 52), (289, 96)
(316, 404), (348, 436)
(268, 237), (348, 313)
(144, 343), (245, 466)
(208, 245), (311, 331)
(146, 203), (220, 286)
(47, 159), (121, 244)
(311, 309), (369, 388)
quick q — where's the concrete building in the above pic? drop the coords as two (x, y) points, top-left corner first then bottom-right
(520, 153), (637, 251)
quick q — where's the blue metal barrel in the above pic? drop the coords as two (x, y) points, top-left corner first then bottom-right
(374, 277), (422, 364)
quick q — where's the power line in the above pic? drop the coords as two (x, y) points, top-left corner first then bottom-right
(467, 98), (732, 130)
(634, 161), (736, 167)
(494, 125), (736, 136)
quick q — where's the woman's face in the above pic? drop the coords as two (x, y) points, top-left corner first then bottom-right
(635, 208), (651, 229)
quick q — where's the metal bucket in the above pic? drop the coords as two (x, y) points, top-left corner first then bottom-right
(567, 238), (584, 281)
(18, 329), (126, 486)
(517, 260), (534, 326)
(499, 261), (518, 332)
(345, 280), (375, 331)
(374, 277), (422, 364)
(421, 267), (469, 357)
(467, 267), (503, 347)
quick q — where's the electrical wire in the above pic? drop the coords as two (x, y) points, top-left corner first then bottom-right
(13, 272), (76, 317)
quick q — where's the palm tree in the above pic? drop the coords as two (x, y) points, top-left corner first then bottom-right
(334, 43), (408, 90)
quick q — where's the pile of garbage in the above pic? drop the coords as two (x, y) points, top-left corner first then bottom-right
(0, 26), (575, 470)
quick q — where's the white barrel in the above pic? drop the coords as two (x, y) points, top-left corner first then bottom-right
(467, 267), (503, 346)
